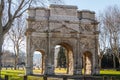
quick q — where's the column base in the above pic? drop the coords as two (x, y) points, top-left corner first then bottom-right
(44, 65), (54, 75)
(95, 68), (100, 75)
(74, 69), (82, 75)
(25, 66), (33, 75)
(92, 67), (100, 75)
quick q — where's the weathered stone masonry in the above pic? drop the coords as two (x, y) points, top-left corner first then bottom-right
(26, 4), (100, 75)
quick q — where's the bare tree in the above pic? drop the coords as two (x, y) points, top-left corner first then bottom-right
(0, 0), (35, 73)
(0, 0), (63, 71)
(98, 15), (109, 69)
(2, 50), (14, 69)
(99, 5), (120, 68)
(8, 16), (26, 70)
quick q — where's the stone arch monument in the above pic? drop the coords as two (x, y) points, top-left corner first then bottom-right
(25, 4), (100, 75)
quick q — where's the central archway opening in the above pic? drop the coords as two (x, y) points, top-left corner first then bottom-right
(54, 43), (73, 75)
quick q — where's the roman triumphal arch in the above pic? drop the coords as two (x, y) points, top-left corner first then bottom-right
(25, 4), (100, 75)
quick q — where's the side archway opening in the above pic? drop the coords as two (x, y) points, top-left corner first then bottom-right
(33, 50), (45, 74)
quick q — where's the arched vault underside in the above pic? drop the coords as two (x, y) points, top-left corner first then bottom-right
(25, 4), (100, 75)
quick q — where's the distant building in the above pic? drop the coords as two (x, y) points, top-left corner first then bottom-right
(2, 52), (15, 67)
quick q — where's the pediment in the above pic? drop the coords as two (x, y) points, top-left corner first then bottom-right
(51, 25), (79, 33)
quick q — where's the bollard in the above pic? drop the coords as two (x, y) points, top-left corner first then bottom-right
(5, 75), (8, 80)
(103, 76), (107, 80)
(111, 76), (116, 80)
(63, 77), (67, 80)
(110, 76), (112, 80)
(103, 76), (105, 80)
(24, 75), (27, 80)
(43, 76), (47, 80)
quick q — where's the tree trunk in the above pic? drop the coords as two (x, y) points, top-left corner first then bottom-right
(98, 58), (102, 69)
(14, 44), (19, 70)
(0, 38), (2, 68)
(13, 43), (16, 69)
(0, 33), (3, 79)
(0, 15), (3, 73)
(14, 53), (19, 70)
(113, 54), (116, 69)
(119, 59), (120, 68)
(14, 56), (17, 70)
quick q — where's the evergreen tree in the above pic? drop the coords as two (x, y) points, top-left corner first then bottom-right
(57, 46), (66, 68)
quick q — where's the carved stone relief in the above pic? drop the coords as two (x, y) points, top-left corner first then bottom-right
(31, 37), (46, 49)
(29, 21), (48, 32)
(80, 24), (94, 32)
(80, 38), (95, 51)
(51, 25), (78, 34)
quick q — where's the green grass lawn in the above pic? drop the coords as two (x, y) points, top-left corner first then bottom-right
(100, 69), (120, 79)
(1, 68), (120, 80)
(1, 69), (43, 80)
(1, 69), (24, 80)
(100, 69), (120, 74)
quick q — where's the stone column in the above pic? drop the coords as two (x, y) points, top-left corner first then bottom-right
(91, 32), (100, 75)
(94, 34), (100, 75)
(73, 47), (77, 75)
(92, 50), (95, 75)
(75, 55), (82, 75)
(44, 44), (54, 75)
(25, 31), (34, 75)
(51, 47), (55, 74)
(48, 46), (55, 74)
(73, 40), (82, 75)
(91, 22), (100, 75)
(26, 51), (33, 75)
(92, 44), (99, 74)
(44, 50), (48, 75)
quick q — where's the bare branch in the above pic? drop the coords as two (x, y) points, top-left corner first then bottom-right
(99, 5), (120, 68)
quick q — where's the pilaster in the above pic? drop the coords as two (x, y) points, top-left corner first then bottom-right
(44, 45), (54, 75)
(25, 31), (34, 75)
(73, 39), (82, 75)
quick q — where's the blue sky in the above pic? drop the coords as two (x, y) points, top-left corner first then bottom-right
(64, 0), (120, 15)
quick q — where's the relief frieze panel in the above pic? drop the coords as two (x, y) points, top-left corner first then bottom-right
(51, 25), (78, 34)
(80, 38), (95, 51)
(29, 21), (48, 32)
(80, 24), (94, 33)
(31, 37), (47, 49)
